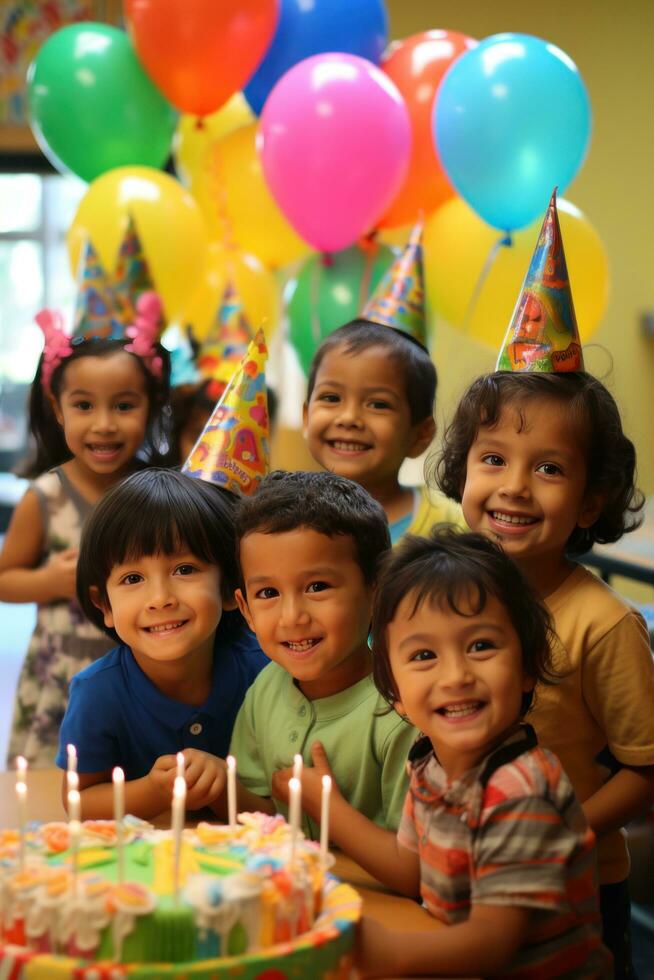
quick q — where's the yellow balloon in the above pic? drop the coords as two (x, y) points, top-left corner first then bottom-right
(173, 93), (254, 189)
(193, 122), (312, 269)
(185, 242), (281, 341)
(424, 196), (609, 349)
(68, 167), (208, 325)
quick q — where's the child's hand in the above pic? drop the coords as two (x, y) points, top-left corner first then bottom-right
(272, 741), (341, 822)
(181, 749), (226, 810)
(147, 754), (178, 807)
(43, 548), (79, 599)
(355, 916), (400, 978)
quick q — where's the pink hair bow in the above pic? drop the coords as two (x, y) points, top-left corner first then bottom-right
(35, 309), (74, 395)
(124, 291), (164, 380)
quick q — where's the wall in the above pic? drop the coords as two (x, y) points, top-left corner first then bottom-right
(386, 0), (654, 493)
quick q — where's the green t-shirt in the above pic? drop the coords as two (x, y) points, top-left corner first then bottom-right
(229, 663), (416, 840)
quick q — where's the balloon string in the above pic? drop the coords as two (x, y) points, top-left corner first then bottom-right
(310, 256), (322, 348)
(357, 234), (378, 308)
(208, 144), (238, 255)
(461, 233), (512, 333)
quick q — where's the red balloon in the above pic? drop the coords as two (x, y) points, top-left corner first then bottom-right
(124, 0), (279, 116)
(378, 30), (477, 229)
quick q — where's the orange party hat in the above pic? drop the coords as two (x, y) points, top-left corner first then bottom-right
(497, 189), (583, 373)
(182, 329), (270, 495)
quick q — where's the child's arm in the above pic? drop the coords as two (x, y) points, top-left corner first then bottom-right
(357, 904), (531, 978)
(178, 749), (275, 818)
(582, 764), (654, 838)
(0, 490), (77, 602)
(272, 743), (420, 897)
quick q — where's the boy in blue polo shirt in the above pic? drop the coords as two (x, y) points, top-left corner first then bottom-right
(56, 469), (267, 820)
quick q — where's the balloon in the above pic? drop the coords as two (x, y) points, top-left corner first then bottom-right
(173, 94), (255, 189)
(68, 167), (208, 325)
(287, 243), (396, 374)
(193, 123), (311, 269)
(185, 242), (281, 341)
(434, 33), (591, 231)
(424, 196), (608, 349)
(378, 30), (476, 229)
(260, 54), (411, 253)
(124, 0), (279, 116)
(27, 24), (176, 183)
(244, 0), (388, 114)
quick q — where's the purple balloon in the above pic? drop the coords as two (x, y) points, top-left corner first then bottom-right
(259, 53), (410, 253)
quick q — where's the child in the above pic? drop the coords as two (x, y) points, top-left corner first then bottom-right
(435, 192), (654, 976)
(315, 530), (611, 978)
(227, 469), (416, 835)
(303, 224), (463, 543)
(0, 295), (172, 767)
(57, 468), (267, 820)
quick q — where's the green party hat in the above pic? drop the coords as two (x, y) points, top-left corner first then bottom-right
(497, 189), (584, 373)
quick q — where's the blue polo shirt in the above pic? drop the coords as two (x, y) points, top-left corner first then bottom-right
(56, 611), (268, 779)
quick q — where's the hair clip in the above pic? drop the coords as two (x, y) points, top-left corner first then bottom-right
(124, 291), (164, 380)
(35, 309), (74, 396)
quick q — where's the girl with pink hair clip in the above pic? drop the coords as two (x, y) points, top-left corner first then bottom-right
(0, 287), (172, 767)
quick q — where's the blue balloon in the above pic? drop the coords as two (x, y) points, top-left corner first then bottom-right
(244, 0), (388, 115)
(434, 33), (591, 231)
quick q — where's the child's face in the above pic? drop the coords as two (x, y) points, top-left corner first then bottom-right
(236, 528), (373, 700)
(96, 550), (223, 671)
(52, 352), (149, 478)
(388, 589), (533, 779)
(461, 399), (599, 579)
(303, 344), (434, 491)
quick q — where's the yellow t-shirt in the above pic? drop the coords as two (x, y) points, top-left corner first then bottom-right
(392, 485), (466, 544)
(529, 564), (654, 884)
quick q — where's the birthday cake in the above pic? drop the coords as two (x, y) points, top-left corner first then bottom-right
(0, 812), (360, 979)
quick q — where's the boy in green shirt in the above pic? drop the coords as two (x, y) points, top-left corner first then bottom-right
(228, 470), (416, 837)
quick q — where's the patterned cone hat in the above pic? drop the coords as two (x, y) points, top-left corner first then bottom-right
(497, 189), (584, 373)
(114, 214), (159, 328)
(166, 325), (200, 388)
(72, 238), (125, 342)
(362, 220), (427, 347)
(197, 279), (254, 386)
(182, 329), (270, 495)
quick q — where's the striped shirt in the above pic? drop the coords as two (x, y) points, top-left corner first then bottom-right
(398, 725), (612, 978)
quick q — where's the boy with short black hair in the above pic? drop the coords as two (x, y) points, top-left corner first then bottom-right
(229, 469), (416, 835)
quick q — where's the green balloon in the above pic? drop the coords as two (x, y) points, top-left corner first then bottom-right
(288, 244), (395, 375)
(28, 23), (176, 182)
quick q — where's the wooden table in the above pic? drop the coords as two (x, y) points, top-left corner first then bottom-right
(0, 769), (444, 979)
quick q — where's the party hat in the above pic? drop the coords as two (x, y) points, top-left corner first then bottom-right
(164, 324), (200, 388)
(197, 280), (254, 386)
(362, 220), (427, 347)
(114, 213), (159, 328)
(497, 190), (583, 373)
(72, 238), (125, 342)
(182, 329), (269, 495)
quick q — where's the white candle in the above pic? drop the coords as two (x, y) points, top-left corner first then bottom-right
(292, 753), (303, 781)
(319, 775), (331, 863)
(113, 767), (125, 883)
(15, 755), (27, 785)
(288, 776), (301, 867)
(67, 769), (79, 794)
(16, 780), (27, 870)
(226, 755), (237, 828)
(172, 776), (186, 903)
(68, 788), (81, 895)
(176, 752), (185, 780)
(67, 744), (77, 774)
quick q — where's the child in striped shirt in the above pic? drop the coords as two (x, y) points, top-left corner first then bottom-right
(302, 529), (611, 978)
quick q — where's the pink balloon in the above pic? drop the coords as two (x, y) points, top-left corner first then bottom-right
(259, 53), (411, 253)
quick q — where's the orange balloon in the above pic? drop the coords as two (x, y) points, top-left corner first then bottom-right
(378, 31), (477, 229)
(124, 0), (279, 116)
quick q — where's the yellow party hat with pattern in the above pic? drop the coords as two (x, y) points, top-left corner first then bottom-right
(362, 220), (427, 347)
(497, 189), (584, 373)
(197, 279), (254, 386)
(72, 238), (125, 342)
(114, 214), (160, 328)
(182, 329), (269, 495)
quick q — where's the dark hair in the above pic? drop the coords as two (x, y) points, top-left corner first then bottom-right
(306, 319), (436, 425)
(372, 527), (555, 713)
(170, 379), (279, 465)
(77, 468), (239, 641)
(235, 469), (390, 586)
(20, 339), (172, 478)
(434, 371), (644, 555)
